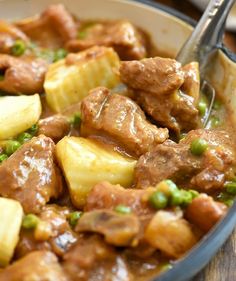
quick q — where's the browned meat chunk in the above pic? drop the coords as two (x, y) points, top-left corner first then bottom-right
(0, 251), (68, 281)
(0, 20), (29, 54)
(85, 181), (155, 216)
(0, 135), (63, 213)
(38, 115), (71, 142)
(63, 235), (133, 281)
(75, 210), (140, 247)
(185, 194), (227, 232)
(81, 87), (168, 157)
(120, 57), (199, 133)
(0, 55), (48, 94)
(134, 129), (236, 191)
(16, 205), (77, 258)
(16, 4), (77, 49)
(66, 20), (146, 60)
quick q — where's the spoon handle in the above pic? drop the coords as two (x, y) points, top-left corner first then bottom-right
(176, 0), (235, 66)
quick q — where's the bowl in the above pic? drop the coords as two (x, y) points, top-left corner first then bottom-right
(1, 1), (236, 281)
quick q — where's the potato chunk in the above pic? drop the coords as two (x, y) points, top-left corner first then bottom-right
(0, 94), (41, 140)
(0, 198), (23, 267)
(56, 137), (136, 208)
(44, 46), (120, 112)
(144, 210), (197, 258)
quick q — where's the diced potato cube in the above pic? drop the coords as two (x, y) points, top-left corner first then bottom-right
(56, 137), (136, 208)
(144, 210), (197, 258)
(0, 94), (41, 140)
(0, 198), (23, 267)
(44, 46), (120, 112)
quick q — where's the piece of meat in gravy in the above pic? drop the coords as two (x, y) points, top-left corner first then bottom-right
(0, 20), (29, 54)
(63, 234), (133, 281)
(75, 210), (140, 247)
(16, 205), (77, 258)
(185, 194), (227, 232)
(0, 251), (68, 281)
(85, 181), (155, 217)
(0, 135), (63, 213)
(134, 129), (236, 192)
(0, 54), (48, 94)
(120, 57), (199, 134)
(38, 115), (71, 142)
(80, 87), (168, 157)
(66, 20), (146, 60)
(16, 4), (77, 49)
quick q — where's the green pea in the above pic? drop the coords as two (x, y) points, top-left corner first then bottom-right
(213, 100), (222, 110)
(181, 190), (193, 206)
(189, 189), (199, 199)
(179, 133), (187, 140)
(53, 48), (68, 62)
(0, 75), (4, 81)
(198, 99), (207, 116)
(27, 124), (38, 136)
(160, 263), (173, 272)
(114, 205), (131, 214)
(224, 181), (236, 195)
(78, 31), (87, 39)
(170, 190), (183, 206)
(0, 154), (8, 163)
(209, 116), (221, 128)
(149, 191), (168, 209)
(11, 40), (26, 56)
(22, 214), (39, 229)
(70, 112), (82, 126)
(5, 140), (21, 156)
(217, 192), (234, 207)
(165, 179), (178, 193)
(17, 132), (32, 144)
(190, 138), (208, 156)
(68, 211), (83, 227)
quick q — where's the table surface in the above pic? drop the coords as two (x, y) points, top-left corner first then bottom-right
(153, 1), (236, 281)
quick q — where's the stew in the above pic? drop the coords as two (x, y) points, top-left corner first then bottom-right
(0, 4), (235, 281)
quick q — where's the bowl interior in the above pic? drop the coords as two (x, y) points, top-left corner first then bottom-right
(0, 0), (193, 57)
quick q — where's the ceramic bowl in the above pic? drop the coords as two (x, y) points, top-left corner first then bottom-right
(1, 1), (236, 280)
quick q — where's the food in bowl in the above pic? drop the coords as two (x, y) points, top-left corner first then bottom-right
(0, 4), (235, 281)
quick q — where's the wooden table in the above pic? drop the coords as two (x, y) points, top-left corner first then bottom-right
(153, 1), (236, 280)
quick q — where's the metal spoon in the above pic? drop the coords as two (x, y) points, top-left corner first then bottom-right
(176, 0), (235, 126)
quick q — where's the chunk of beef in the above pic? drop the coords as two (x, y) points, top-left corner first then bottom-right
(144, 209), (197, 258)
(0, 135), (63, 213)
(38, 115), (71, 142)
(120, 58), (199, 133)
(134, 129), (236, 191)
(75, 210), (140, 247)
(85, 181), (155, 216)
(81, 87), (168, 157)
(185, 194), (227, 232)
(0, 20), (29, 54)
(0, 55), (48, 94)
(16, 4), (77, 49)
(63, 235), (133, 281)
(0, 251), (68, 281)
(66, 20), (146, 60)
(16, 205), (77, 258)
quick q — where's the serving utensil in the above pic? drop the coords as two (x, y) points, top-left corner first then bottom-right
(176, 0), (235, 126)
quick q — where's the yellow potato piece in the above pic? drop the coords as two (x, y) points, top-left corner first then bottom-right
(0, 198), (23, 267)
(44, 46), (120, 112)
(0, 94), (41, 140)
(56, 137), (136, 208)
